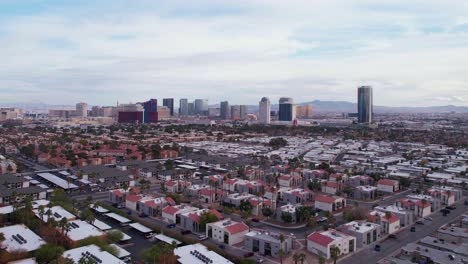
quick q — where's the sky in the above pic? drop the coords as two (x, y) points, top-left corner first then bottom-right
(0, 0), (467, 107)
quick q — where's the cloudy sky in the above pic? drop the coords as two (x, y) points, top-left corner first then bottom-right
(1, 0), (467, 107)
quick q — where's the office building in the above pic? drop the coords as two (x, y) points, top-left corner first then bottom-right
(240, 105), (247, 120)
(163, 98), (174, 116)
(357, 86), (373, 123)
(188, 103), (195, 115)
(244, 231), (293, 258)
(117, 103), (144, 124)
(258, 97), (271, 124)
(220, 101), (230, 120)
(278, 97), (295, 121)
(194, 99), (208, 115)
(157, 106), (171, 119)
(143, 99), (158, 123)
(76, 102), (88, 118)
(231, 105), (241, 120)
(208, 108), (220, 117)
(296, 104), (313, 119)
(179, 98), (189, 116)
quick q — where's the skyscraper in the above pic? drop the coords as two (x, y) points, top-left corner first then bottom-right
(163, 98), (174, 116)
(239, 105), (247, 120)
(230, 105), (241, 119)
(259, 97), (271, 124)
(220, 101), (230, 120)
(357, 86), (373, 123)
(194, 99), (208, 115)
(296, 104), (313, 119)
(179, 98), (188, 116)
(76, 102), (88, 117)
(278, 97), (295, 121)
(143, 99), (158, 123)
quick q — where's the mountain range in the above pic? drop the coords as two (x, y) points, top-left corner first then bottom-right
(1, 100), (468, 113)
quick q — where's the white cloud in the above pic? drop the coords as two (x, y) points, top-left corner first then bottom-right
(0, 0), (467, 107)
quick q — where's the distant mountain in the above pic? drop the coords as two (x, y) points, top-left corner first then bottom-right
(0, 102), (75, 112)
(297, 100), (468, 113)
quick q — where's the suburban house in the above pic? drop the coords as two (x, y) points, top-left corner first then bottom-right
(244, 230), (293, 258)
(377, 179), (400, 193)
(314, 195), (346, 213)
(338, 221), (381, 248)
(179, 208), (223, 233)
(162, 204), (198, 224)
(307, 230), (356, 259)
(206, 219), (249, 245)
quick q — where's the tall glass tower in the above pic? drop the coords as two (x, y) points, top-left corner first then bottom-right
(357, 86), (373, 123)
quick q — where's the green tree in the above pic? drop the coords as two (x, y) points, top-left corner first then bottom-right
(281, 212), (293, 223)
(239, 200), (253, 212)
(106, 230), (124, 243)
(319, 256), (326, 264)
(141, 243), (176, 263)
(35, 244), (65, 264)
(262, 207), (273, 218)
(164, 159), (174, 170)
(331, 246), (341, 264)
(199, 212), (218, 232)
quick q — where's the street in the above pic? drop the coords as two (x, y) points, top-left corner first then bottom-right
(339, 201), (467, 264)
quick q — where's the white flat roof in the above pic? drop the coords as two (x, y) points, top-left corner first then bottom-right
(0, 205), (14, 215)
(38, 184), (49, 189)
(105, 213), (131, 223)
(63, 245), (125, 264)
(154, 234), (182, 245)
(59, 171), (70, 176)
(33, 206), (75, 222)
(110, 244), (131, 258)
(0, 224), (45, 252)
(129, 222), (152, 233)
(92, 219), (112, 231)
(67, 220), (104, 241)
(7, 258), (37, 264)
(30, 180), (40, 185)
(91, 204), (109, 213)
(174, 243), (234, 264)
(107, 230), (131, 241)
(37, 172), (78, 189)
(31, 199), (50, 209)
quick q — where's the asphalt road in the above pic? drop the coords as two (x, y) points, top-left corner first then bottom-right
(339, 201), (467, 264)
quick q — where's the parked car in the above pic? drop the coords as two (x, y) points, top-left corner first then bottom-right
(446, 205), (457, 210)
(416, 220), (424, 225)
(181, 230), (191, 235)
(218, 244), (225, 250)
(411, 227), (416, 232)
(244, 252), (254, 257)
(167, 223), (176, 229)
(374, 245), (381, 252)
(197, 235), (208, 241)
(252, 218), (260, 222)
(424, 217), (433, 221)
(388, 234), (397, 239)
(464, 200), (468, 206)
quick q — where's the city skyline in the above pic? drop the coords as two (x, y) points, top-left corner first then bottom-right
(1, 1), (468, 107)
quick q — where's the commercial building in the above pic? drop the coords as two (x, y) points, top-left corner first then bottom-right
(220, 101), (230, 120)
(143, 99), (158, 123)
(357, 86), (373, 123)
(0, 224), (45, 253)
(63, 245), (125, 264)
(157, 106), (171, 120)
(230, 105), (247, 120)
(194, 99), (208, 115)
(174, 243), (234, 264)
(117, 104), (144, 124)
(244, 231), (293, 258)
(179, 98), (189, 116)
(259, 97), (271, 124)
(278, 97), (295, 121)
(163, 98), (174, 116)
(76, 102), (88, 118)
(296, 104), (313, 119)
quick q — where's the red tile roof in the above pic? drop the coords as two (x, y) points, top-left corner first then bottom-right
(145, 200), (157, 209)
(162, 206), (179, 215)
(307, 232), (334, 247)
(188, 213), (200, 223)
(166, 197), (176, 206)
(315, 195), (338, 204)
(378, 179), (398, 186)
(383, 214), (400, 224)
(209, 209), (223, 219)
(126, 195), (142, 202)
(225, 222), (249, 234)
(112, 190), (124, 197)
(415, 200), (431, 208)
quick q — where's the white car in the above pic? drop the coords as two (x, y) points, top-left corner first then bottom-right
(197, 235), (208, 241)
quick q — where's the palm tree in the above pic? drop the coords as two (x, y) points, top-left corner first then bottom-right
(278, 249), (286, 264)
(45, 209), (52, 224)
(319, 256), (326, 264)
(293, 253), (300, 264)
(331, 246), (341, 264)
(298, 252), (306, 264)
(38, 205), (45, 222)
